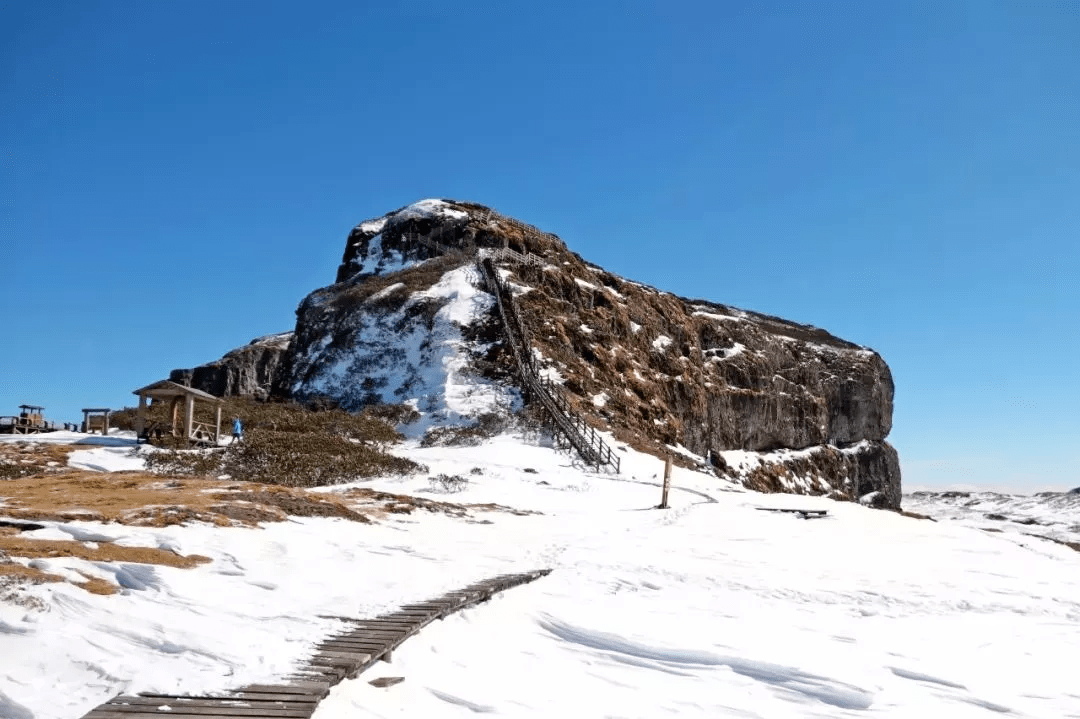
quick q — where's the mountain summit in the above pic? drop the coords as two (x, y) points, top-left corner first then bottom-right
(172, 199), (901, 507)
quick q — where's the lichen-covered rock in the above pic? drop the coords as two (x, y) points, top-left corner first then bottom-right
(170, 332), (292, 400)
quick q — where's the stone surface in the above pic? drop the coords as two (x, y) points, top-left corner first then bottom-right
(171, 332), (292, 400)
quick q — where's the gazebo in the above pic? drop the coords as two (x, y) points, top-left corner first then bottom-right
(81, 408), (111, 435)
(132, 380), (224, 446)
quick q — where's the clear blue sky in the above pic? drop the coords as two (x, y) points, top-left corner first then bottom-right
(3, 1), (1077, 492)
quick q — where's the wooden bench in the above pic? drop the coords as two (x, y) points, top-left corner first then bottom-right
(755, 507), (828, 519)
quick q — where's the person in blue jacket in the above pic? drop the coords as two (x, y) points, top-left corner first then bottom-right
(232, 417), (243, 444)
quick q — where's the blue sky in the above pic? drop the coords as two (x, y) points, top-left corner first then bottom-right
(3, 1), (1077, 491)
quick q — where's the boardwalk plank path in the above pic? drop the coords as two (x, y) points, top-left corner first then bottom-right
(82, 569), (551, 719)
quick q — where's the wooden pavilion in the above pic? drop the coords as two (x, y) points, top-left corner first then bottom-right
(132, 380), (223, 446)
(81, 408), (111, 435)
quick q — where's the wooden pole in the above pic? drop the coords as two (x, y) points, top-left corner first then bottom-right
(103, 411), (110, 437)
(171, 397), (181, 436)
(184, 395), (194, 443)
(659, 456), (672, 509)
(214, 404), (222, 444)
(135, 394), (146, 438)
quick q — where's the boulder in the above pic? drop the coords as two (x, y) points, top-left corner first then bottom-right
(171, 332), (293, 400)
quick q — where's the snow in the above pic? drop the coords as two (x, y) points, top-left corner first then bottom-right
(348, 233), (417, 277)
(293, 266), (519, 434)
(652, 334), (672, 351)
(693, 309), (747, 323)
(67, 445), (146, 473)
(358, 218), (387, 234)
(903, 490), (1080, 545)
(574, 277), (599, 291)
(392, 199), (468, 222)
(706, 342), (746, 361)
(3, 430), (1079, 718)
(365, 282), (404, 304)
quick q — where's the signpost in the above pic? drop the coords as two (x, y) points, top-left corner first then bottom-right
(659, 455), (672, 509)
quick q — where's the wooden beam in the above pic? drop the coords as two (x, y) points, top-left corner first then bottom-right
(171, 397), (181, 435)
(135, 394), (146, 437)
(184, 395), (194, 442)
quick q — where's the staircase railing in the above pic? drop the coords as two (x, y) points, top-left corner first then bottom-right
(478, 257), (620, 473)
(399, 212), (619, 473)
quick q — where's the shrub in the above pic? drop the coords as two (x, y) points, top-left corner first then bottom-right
(145, 428), (425, 488)
(429, 474), (469, 493)
(113, 397), (403, 447)
(363, 403), (422, 426)
(419, 412), (512, 448)
(0, 462), (37, 481)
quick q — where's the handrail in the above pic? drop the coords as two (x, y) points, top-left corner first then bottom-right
(478, 258), (619, 473)
(397, 217), (619, 473)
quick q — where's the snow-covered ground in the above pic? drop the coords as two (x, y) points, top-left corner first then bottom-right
(903, 489), (1080, 546)
(2, 432), (1078, 718)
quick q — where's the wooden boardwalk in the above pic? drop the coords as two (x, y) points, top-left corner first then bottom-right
(82, 569), (552, 719)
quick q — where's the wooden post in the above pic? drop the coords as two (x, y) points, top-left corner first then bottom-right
(82, 410), (89, 434)
(171, 397), (181, 435)
(102, 411), (110, 437)
(184, 395), (194, 443)
(135, 394), (146, 437)
(659, 456), (672, 509)
(214, 404), (222, 443)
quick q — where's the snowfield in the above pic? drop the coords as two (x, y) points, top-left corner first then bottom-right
(1, 433), (1078, 718)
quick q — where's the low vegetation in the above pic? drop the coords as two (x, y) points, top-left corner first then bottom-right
(419, 412), (511, 448)
(112, 396), (425, 488)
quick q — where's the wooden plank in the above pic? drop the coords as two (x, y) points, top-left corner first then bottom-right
(235, 683), (327, 695)
(342, 620), (416, 629)
(316, 645), (389, 656)
(326, 628), (406, 639)
(312, 650), (373, 662)
(87, 713), (311, 719)
(350, 616), (421, 624)
(378, 609), (436, 617)
(224, 693), (320, 703)
(295, 664), (346, 679)
(340, 627), (414, 637)
(377, 613), (434, 623)
(400, 600), (460, 608)
(317, 639), (391, 650)
(106, 697), (308, 709)
(87, 707), (311, 719)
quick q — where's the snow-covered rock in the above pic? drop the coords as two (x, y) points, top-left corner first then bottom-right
(172, 198), (901, 507)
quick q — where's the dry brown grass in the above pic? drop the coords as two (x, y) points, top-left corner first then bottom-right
(0, 536), (210, 568)
(0, 441), (85, 479)
(0, 467), (532, 599)
(337, 487), (540, 520)
(0, 470), (370, 527)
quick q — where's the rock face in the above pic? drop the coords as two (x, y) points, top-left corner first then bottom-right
(175, 199), (902, 507)
(170, 333), (292, 400)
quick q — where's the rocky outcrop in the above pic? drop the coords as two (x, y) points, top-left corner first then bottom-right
(178, 198), (903, 507)
(171, 332), (292, 400)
